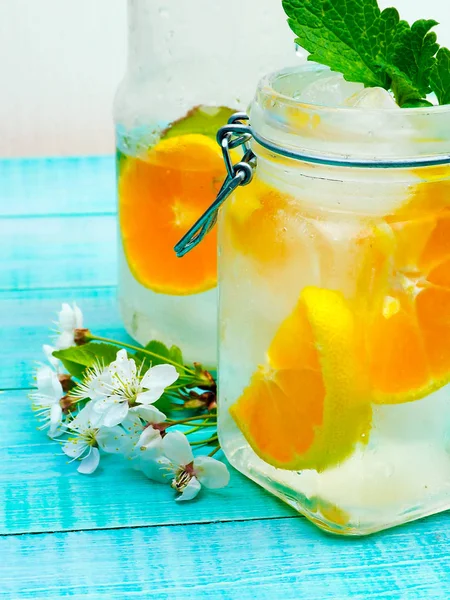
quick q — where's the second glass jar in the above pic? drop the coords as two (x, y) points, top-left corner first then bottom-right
(114, 0), (295, 366)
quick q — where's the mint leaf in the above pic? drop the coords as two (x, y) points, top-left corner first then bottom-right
(385, 65), (428, 107)
(283, 0), (401, 87)
(53, 343), (119, 379)
(282, 0), (441, 107)
(161, 105), (236, 141)
(392, 20), (439, 97)
(430, 47), (450, 105)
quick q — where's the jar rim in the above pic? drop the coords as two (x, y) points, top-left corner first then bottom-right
(258, 63), (450, 116)
(250, 63), (450, 166)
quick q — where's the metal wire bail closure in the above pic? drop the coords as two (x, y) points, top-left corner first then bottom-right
(174, 113), (256, 258)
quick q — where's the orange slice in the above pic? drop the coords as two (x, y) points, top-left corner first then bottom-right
(230, 287), (372, 471)
(367, 210), (450, 403)
(224, 177), (307, 267)
(119, 134), (227, 295)
(360, 174), (450, 403)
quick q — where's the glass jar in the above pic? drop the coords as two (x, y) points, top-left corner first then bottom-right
(114, 0), (296, 366)
(218, 63), (450, 535)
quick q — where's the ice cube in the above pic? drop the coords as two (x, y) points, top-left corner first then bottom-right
(294, 67), (364, 107)
(344, 87), (399, 109)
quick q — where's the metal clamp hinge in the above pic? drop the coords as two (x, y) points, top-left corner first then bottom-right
(174, 112), (256, 258)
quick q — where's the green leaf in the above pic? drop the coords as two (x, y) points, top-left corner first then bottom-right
(53, 343), (120, 379)
(161, 105), (236, 141)
(169, 345), (184, 367)
(135, 340), (185, 374)
(283, 0), (396, 87)
(401, 99), (434, 108)
(430, 47), (450, 105)
(135, 340), (172, 366)
(392, 20), (439, 97)
(282, 0), (440, 107)
(384, 64), (426, 107)
(153, 392), (176, 415)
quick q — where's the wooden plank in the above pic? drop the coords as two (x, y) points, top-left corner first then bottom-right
(0, 156), (116, 217)
(0, 389), (296, 535)
(0, 214), (116, 291)
(1, 515), (450, 599)
(0, 287), (127, 390)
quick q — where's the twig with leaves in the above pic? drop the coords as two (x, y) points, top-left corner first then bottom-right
(31, 303), (229, 501)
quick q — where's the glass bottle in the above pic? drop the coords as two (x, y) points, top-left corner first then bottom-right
(114, 0), (296, 366)
(217, 63), (450, 535)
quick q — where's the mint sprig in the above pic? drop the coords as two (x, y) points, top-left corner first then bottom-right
(392, 20), (439, 98)
(430, 48), (450, 105)
(282, 0), (450, 107)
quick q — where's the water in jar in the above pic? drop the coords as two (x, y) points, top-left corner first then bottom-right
(218, 67), (450, 535)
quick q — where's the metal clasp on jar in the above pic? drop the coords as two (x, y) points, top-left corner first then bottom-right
(174, 113), (257, 258)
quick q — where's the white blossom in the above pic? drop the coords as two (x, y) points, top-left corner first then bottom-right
(43, 344), (61, 372)
(31, 365), (64, 437)
(70, 362), (113, 402)
(92, 349), (178, 427)
(62, 403), (130, 474)
(143, 430), (230, 501)
(128, 404), (168, 476)
(55, 302), (83, 350)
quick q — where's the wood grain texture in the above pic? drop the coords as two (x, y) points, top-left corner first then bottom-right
(0, 157), (116, 217)
(0, 287), (127, 389)
(0, 214), (116, 291)
(2, 515), (450, 599)
(0, 390), (296, 535)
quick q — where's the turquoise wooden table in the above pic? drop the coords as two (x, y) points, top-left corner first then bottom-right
(1, 156), (450, 599)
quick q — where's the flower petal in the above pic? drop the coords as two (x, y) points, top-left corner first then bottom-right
(97, 426), (129, 454)
(68, 402), (102, 432)
(140, 456), (171, 483)
(141, 364), (179, 390)
(135, 388), (164, 405)
(43, 344), (60, 371)
(102, 401), (129, 427)
(85, 366), (113, 401)
(194, 456), (230, 489)
(109, 349), (136, 385)
(130, 404), (166, 424)
(72, 303), (83, 329)
(77, 447), (100, 475)
(92, 396), (114, 414)
(136, 426), (163, 452)
(36, 366), (63, 399)
(121, 411), (143, 433)
(162, 431), (193, 467)
(58, 303), (75, 331)
(49, 404), (63, 437)
(55, 330), (75, 350)
(176, 476), (201, 502)
(63, 439), (87, 459)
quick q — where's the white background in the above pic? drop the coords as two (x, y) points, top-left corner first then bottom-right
(0, 0), (448, 158)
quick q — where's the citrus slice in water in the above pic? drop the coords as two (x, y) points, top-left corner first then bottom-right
(119, 133), (226, 295)
(365, 178), (450, 403)
(224, 178), (307, 268)
(230, 287), (372, 471)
